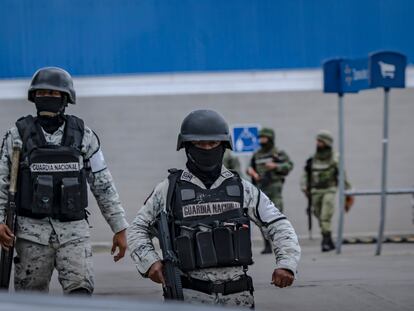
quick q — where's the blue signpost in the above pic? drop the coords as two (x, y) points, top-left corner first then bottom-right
(368, 51), (407, 255)
(323, 51), (407, 255)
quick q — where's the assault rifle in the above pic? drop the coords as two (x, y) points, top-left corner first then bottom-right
(305, 157), (313, 240)
(0, 145), (21, 289)
(255, 155), (285, 188)
(157, 210), (184, 300)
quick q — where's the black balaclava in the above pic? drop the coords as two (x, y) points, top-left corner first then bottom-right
(315, 145), (333, 160)
(185, 143), (225, 189)
(34, 96), (66, 134)
(260, 137), (274, 152)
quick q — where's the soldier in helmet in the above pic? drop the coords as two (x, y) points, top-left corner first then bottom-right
(128, 110), (300, 308)
(300, 130), (353, 252)
(247, 128), (294, 254)
(0, 67), (128, 294)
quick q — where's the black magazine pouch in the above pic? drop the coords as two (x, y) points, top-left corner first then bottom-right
(195, 229), (218, 268)
(213, 227), (235, 266)
(60, 177), (83, 221)
(233, 219), (253, 265)
(32, 175), (54, 215)
(175, 226), (196, 271)
(17, 162), (34, 215)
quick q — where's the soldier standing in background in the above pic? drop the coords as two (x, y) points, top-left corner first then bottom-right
(301, 130), (353, 252)
(0, 67), (128, 294)
(247, 128), (294, 254)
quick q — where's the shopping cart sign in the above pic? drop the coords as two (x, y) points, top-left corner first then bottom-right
(369, 51), (407, 89)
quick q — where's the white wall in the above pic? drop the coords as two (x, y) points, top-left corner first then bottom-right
(1, 69), (413, 243)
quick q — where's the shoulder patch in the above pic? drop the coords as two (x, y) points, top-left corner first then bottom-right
(89, 148), (107, 173)
(181, 171), (193, 182)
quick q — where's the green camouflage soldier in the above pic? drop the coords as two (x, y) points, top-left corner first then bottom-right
(247, 128), (293, 253)
(0, 67), (128, 294)
(223, 149), (241, 174)
(128, 110), (300, 308)
(301, 130), (352, 252)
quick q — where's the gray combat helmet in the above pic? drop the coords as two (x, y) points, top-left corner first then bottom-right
(28, 67), (76, 104)
(177, 109), (233, 150)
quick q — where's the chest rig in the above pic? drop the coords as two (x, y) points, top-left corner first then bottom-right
(15, 115), (88, 221)
(254, 148), (286, 187)
(311, 157), (338, 189)
(167, 169), (253, 273)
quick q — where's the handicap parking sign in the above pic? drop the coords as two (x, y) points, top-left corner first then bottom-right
(232, 125), (260, 153)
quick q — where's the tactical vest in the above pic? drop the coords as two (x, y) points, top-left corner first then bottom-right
(311, 156), (338, 189)
(15, 115), (88, 221)
(168, 170), (253, 272)
(253, 148), (285, 187)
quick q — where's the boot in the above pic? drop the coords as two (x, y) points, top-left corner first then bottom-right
(261, 239), (272, 254)
(327, 233), (336, 250)
(321, 232), (335, 252)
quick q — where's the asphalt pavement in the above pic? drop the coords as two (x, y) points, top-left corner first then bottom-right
(41, 241), (414, 311)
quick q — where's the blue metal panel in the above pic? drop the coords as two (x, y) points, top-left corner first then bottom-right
(0, 0), (413, 78)
(369, 51), (407, 88)
(323, 59), (342, 94)
(340, 58), (370, 93)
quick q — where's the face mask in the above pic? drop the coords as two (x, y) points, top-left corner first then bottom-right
(34, 96), (65, 114)
(260, 140), (273, 150)
(316, 145), (333, 160)
(317, 145), (331, 153)
(186, 144), (225, 172)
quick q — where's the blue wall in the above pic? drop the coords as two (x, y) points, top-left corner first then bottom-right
(1, 0), (412, 78)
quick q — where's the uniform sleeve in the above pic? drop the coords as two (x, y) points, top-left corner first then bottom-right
(127, 179), (168, 275)
(274, 150), (294, 176)
(0, 132), (12, 224)
(83, 126), (128, 233)
(242, 180), (301, 276)
(300, 169), (308, 193)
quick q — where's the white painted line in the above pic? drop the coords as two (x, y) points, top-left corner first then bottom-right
(0, 67), (413, 99)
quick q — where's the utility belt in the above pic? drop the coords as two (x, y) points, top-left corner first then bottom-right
(312, 181), (337, 190)
(181, 275), (254, 296)
(174, 210), (253, 271)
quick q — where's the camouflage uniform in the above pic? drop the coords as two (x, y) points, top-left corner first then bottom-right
(250, 129), (293, 213)
(300, 131), (351, 235)
(0, 122), (128, 293)
(223, 149), (241, 174)
(128, 166), (301, 308)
